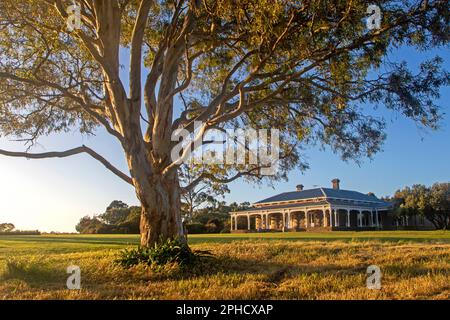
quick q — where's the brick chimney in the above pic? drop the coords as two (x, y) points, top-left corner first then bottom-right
(296, 184), (304, 191)
(332, 178), (340, 190)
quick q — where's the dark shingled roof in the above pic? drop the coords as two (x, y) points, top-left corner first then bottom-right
(255, 188), (324, 204)
(255, 187), (387, 204)
(322, 188), (385, 203)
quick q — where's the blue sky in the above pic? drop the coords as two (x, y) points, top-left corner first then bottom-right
(0, 46), (448, 232)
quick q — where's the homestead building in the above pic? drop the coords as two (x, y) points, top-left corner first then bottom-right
(230, 179), (430, 232)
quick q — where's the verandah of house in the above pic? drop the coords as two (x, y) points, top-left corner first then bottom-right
(230, 179), (393, 232)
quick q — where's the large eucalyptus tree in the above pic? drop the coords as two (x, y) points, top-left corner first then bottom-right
(0, 0), (448, 247)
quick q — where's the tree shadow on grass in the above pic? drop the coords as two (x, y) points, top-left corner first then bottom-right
(0, 259), (66, 288)
(381, 264), (450, 277)
(151, 252), (450, 288)
(4, 247), (449, 293)
(189, 237), (450, 245)
(150, 254), (361, 283)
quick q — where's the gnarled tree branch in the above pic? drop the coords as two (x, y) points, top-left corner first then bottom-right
(0, 145), (133, 185)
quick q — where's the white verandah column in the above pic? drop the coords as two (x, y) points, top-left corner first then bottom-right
(322, 208), (326, 227)
(358, 210), (362, 227)
(259, 213), (266, 230)
(287, 211), (291, 229)
(305, 211), (310, 228)
(333, 209), (338, 227)
(346, 210), (350, 227)
(375, 210), (379, 227)
(329, 209), (333, 227)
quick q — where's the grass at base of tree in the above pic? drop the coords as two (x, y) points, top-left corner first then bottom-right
(0, 231), (449, 299)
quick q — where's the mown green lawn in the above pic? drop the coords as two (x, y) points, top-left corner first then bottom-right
(1, 230), (450, 248)
(1, 231), (449, 300)
(191, 230), (450, 243)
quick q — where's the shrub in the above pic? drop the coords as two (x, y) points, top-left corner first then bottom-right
(2, 258), (57, 282)
(186, 223), (206, 234)
(221, 220), (231, 233)
(205, 223), (219, 233)
(115, 238), (212, 270)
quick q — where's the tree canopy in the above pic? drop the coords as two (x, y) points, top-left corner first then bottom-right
(180, 163), (230, 222)
(392, 182), (450, 229)
(0, 223), (15, 233)
(76, 201), (141, 233)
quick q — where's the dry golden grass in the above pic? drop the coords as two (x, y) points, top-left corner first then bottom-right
(1, 234), (449, 300)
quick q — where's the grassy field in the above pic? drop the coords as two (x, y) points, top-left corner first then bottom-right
(0, 231), (449, 299)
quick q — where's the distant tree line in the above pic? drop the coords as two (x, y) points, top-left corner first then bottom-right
(183, 200), (251, 234)
(387, 182), (450, 230)
(76, 199), (250, 234)
(0, 223), (40, 235)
